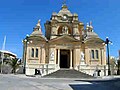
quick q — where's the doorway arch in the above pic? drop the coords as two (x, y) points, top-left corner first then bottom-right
(60, 50), (70, 68)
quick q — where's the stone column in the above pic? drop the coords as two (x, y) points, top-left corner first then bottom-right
(70, 50), (73, 69)
(40, 47), (42, 63)
(54, 49), (56, 64)
(58, 49), (60, 68)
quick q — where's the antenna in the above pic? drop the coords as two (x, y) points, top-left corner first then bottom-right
(2, 36), (6, 50)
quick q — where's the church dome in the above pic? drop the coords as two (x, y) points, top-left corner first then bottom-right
(30, 20), (42, 36)
(86, 32), (99, 39)
(30, 20), (47, 41)
(30, 30), (42, 36)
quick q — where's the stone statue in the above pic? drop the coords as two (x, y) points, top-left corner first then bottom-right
(50, 51), (54, 60)
(81, 52), (84, 61)
(62, 26), (68, 34)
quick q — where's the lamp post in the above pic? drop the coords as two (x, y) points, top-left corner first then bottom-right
(105, 37), (112, 75)
(23, 34), (29, 74)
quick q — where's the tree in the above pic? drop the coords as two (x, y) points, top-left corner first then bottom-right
(4, 54), (11, 64)
(110, 57), (117, 75)
(8, 58), (20, 74)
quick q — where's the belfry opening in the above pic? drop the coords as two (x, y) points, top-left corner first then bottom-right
(60, 50), (70, 68)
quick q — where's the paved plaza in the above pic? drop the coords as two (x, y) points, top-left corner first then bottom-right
(0, 74), (120, 90)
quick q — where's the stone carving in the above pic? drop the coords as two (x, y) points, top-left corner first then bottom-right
(80, 52), (86, 65)
(81, 52), (84, 61)
(50, 51), (54, 60)
(62, 26), (68, 34)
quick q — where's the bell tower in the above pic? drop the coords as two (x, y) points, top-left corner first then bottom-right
(45, 4), (84, 40)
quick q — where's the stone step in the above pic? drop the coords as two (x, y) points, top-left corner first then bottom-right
(43, 69), (94, 78)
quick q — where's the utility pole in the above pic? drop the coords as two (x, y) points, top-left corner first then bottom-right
(1, 36), (6, 74)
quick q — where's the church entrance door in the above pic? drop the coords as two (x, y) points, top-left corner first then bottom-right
(60, 50), (70, 68)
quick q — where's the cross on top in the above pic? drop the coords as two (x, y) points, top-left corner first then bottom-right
(63, 0), (66, 5)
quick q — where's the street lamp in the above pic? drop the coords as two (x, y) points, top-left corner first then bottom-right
(22, 34), (29, 74)
(104, 37), (112, 75)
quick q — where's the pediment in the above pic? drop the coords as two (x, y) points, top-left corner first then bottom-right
(85, 37), (104, 45)
(28, 35), (47, 42)
(49, 35), (79, 43)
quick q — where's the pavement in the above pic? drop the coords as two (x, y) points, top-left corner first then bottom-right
(0, 74), (120, 90)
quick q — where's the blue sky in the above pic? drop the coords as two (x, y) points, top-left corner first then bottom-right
(0, 0), (120, 58)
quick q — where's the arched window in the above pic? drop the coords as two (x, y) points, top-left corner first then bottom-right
(96, 50), (99, 59)
(91, 50), (94, 59)
(58, 26), (71, 35)
(31, 48), (34, 57)
(36, 48), (38, 57)
(62, 26), (68, 34)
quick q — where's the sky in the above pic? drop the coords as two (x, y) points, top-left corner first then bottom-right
(0, 0), (120, 58)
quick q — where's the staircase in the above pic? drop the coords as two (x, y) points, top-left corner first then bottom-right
(43, 69), (94, 78)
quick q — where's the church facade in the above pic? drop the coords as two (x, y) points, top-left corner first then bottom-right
(23, 4), (107, 76)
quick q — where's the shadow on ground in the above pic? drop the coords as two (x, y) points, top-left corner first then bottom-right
(69, 78), (120, 90)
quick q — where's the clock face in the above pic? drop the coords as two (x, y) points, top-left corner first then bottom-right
(63, 15), (67, 20)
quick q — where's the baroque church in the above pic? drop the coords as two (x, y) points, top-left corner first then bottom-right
(23, 4), (107, 76)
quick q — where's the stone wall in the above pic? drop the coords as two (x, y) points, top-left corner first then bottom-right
(77, 64), (107, 76)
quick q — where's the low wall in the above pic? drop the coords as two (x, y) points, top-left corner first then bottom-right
(77, 65), (108, 76)
(25, 64), (59, 76)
